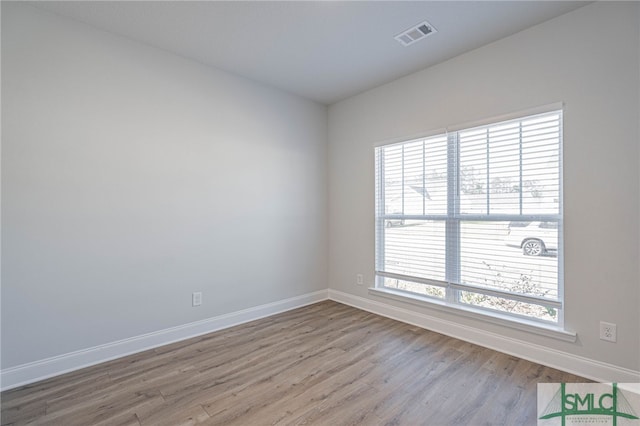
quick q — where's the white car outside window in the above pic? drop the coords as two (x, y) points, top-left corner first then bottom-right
(505, 221), (558, 256)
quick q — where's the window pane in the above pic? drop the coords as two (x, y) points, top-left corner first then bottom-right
(488, 122), (520, 214)
(459, 129), (488, 214)
(522, 113), (561, 214)
(459, 112), (561, 216)
(403, 141), (424, 215)
(460, 221), (558, 300)
(424, 135), (448, 215)
(383, 277), (445, 299)
(384, 220), (446, 282)
(459, 291), (558, 322)
(383, 145), (403, 215)
(379, 135), (448, 217)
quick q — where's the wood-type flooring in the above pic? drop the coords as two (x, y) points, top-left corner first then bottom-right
(1, 300), (586, 425)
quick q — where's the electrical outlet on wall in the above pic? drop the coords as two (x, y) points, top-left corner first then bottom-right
(356, 274), (364, 286)
(599, 321), (616, 342)
(192, 292), (202, 307)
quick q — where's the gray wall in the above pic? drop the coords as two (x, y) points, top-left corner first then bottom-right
(328, 2), (640, 372)
(1, 3), (328, 368)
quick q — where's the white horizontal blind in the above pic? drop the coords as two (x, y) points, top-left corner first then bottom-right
(375, 111), (563, 323)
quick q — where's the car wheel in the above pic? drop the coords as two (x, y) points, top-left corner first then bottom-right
(522, 239), (544, 256)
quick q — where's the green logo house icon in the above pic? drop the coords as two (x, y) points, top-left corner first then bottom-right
(539, 383), (639, 426)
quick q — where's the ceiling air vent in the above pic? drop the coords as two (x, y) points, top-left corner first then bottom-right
(395, 21), (437, 47)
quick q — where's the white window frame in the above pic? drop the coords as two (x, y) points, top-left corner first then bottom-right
(374, 107), (568, 336)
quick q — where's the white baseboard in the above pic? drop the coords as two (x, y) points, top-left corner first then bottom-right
(1, 290), (329, 391)
(328, 289), (640, 383)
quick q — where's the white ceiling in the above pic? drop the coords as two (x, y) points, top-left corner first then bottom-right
(33, 1), (590, 105)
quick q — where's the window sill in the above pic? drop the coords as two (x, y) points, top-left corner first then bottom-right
(368, 287), (577, 343)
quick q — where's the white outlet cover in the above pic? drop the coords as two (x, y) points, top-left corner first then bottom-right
(599, 321), (616, 342)
(192, 292), (202, 307)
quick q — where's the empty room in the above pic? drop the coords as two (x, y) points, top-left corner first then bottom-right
(1, 1), (639, 425)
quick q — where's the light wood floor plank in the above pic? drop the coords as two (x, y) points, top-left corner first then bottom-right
(1, 301), (587, 425)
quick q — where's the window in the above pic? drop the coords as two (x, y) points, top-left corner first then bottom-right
(375, 110), (563, 324)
